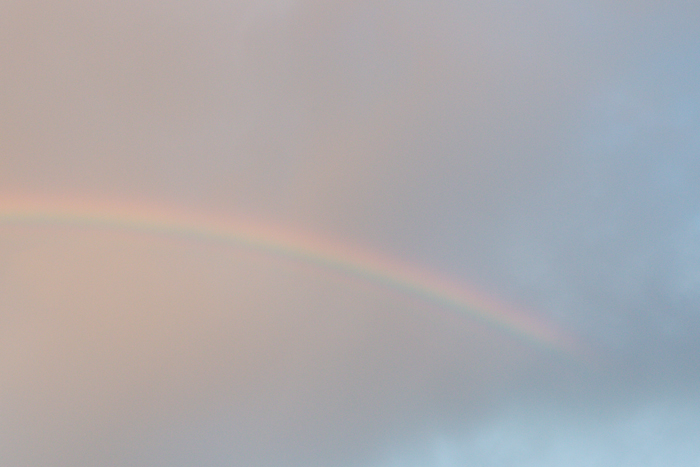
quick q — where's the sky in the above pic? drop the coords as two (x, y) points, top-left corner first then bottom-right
(1, 1), (699, 466)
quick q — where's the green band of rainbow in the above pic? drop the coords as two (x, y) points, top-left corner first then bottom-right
(0, 196), (578, 353)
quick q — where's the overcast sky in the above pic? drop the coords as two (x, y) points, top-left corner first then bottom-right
(2, 1), (700, 466)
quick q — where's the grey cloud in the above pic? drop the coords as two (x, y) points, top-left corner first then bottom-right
(2, 1), (700, 466)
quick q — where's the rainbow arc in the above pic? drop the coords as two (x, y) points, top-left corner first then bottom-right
(0, 196), (577, 353)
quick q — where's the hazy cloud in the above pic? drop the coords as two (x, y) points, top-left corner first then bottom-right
(2, 1), (699, 465)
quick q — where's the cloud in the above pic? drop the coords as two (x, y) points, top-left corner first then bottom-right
(2, 0), (700, 465)
(369, 399), (700, 467)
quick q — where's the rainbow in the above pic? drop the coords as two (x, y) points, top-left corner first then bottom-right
(0, 195), (577, 353)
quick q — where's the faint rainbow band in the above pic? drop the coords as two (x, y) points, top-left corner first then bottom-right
(0, 195), (578, 353)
